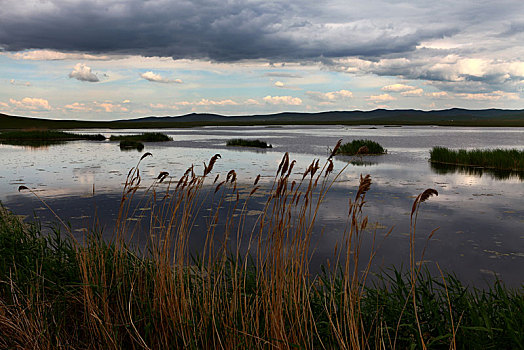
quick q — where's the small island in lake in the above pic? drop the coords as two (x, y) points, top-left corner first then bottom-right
(109, 132), (172, 142)
(337, 139), (386, 155)
(226, 138), (272, 148)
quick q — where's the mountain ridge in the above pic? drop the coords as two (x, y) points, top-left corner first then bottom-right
(2, 108), (524, 129)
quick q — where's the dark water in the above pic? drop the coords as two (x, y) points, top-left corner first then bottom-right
(1, 125), (522, 287)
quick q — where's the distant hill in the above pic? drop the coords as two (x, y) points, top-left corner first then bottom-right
(122, 108), (524, 124)
(2, 108), (524, 129)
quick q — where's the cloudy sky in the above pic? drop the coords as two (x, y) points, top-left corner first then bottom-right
(1, 0), (524, 120)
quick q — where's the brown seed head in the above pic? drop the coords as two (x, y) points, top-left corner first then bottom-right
(329, 139), (343, 159)
(355, 146), (369, 155)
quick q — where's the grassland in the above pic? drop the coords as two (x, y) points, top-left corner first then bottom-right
(226, 138), (272, 148)
(430, 146), (524, 171)
(337, 139), (386, 155)
(0, 152), (522, 348)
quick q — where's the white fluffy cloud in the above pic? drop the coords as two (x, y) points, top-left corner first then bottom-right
(64, 102), (91, 111)
(426, 91), (450, 99)
(306, 89), (353, 102)
(263, 95), (302, 105)
(400, 88), (424, 97)
(9, 50), (114, 61)
(455, 91), (519, 101)
(331, 56), (524, 94)
(382, 84), (416, 92)
(94, 102), (128, 112)
(9, 97), (51, 110)
(195, 98), (237, 106)
(366, 94), (396, 102)
(140, 71), (183, 84)
(69, 63), (99, 82)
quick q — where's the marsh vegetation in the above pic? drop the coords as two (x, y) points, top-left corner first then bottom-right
(430, 146), (524, 171)
(226, 138), (272, 148)
(109, 132), (172, 142)
(337, 139), (386, 155)
(0, 130), (105, 147)
(1, 151), (522, 349)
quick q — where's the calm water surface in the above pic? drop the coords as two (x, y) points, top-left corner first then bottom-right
(1, 125), (523, 287)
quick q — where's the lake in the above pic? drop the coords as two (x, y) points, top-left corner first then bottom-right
(1, 125), (523, 287)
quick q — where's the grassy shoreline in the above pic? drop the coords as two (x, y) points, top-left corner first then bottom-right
(430, 146), (524, 171)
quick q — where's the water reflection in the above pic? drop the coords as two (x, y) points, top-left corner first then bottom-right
(0, 139), (66, 148)
(430, 162), (524, 181)
(1, 125), (522, 287)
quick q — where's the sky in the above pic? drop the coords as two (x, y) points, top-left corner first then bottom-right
(1, 0), (524, 120)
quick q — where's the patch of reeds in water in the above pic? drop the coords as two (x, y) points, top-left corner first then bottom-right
(119, 140), (145, 151)
(0, 149), (522, 349)
(109, 132), (172, 142)
(0, 130), (105, 147)
(430, 146), (524, 171)
(226, 138), (272, 148)
(337, 139), (386, 155)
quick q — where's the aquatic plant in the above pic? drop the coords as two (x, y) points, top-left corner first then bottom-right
(0, 130), (105, 146)
(430, 146), (524, 171)
(119, 140), (144, 151)
(109, 132), (171, 142)
(337, 139), (386, 155)
(226, 138), (272, 148)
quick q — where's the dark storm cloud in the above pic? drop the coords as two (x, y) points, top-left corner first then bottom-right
(0, 0), (486, 62)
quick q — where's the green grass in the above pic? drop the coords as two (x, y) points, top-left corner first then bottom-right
(430, 146), (524, 171)
(109, 132), (171, 142)
(226, 138), (272, 148)
(337, 139), (386, 155)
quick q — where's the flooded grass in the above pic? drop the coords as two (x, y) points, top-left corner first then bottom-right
(337, 139), (386, 155)
(0, 151), (522, 348)
(430, 146), (524, 171)
(0, 130), (105, 148)
(226, 138), (272, 148)
(109, 132), (172, 142)
(119, 140), (145, 151)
